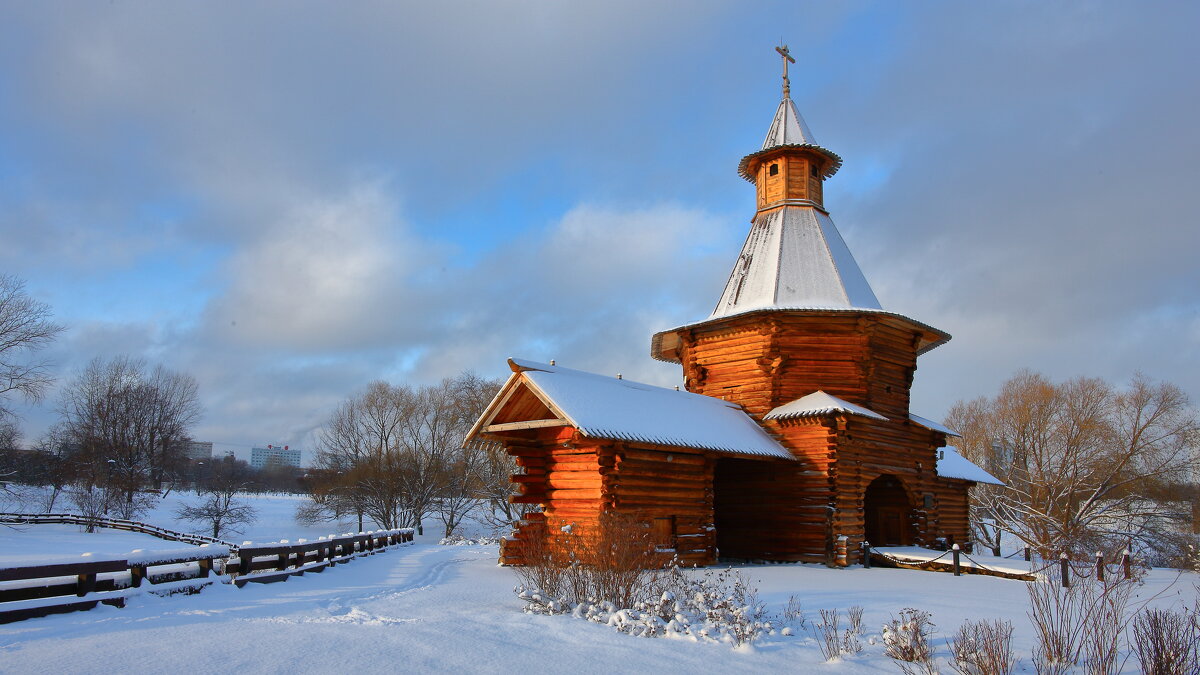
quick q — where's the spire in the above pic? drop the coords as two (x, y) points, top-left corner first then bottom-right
(776, 44), (795, 100)
(738, 45), (841, 181)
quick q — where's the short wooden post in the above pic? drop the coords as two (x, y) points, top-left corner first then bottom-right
(952, 544), (961, 576)
(861, 541), (871, 568)
(1095, 552), (1105, 582)
(130, 564), (146, 588)
(1122, 550), (1132, 580)
(77, 572), (96, 597)
(1024, 546), (1031, 562)
(239, 551), (253, 577)
(198, 557), (212, 579)
(1059, 552), (1070, 588)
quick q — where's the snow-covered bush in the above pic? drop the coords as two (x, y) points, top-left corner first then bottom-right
(882, 608), (937, 675)
(517, 563), (770, 647)
(439, 534), (501, 546)
(950, 619), (1015, 675)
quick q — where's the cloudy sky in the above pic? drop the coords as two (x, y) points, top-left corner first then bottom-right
(2, 2), (1197, 462)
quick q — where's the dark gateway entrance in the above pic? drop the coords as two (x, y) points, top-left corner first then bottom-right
(863, 474), (915, 546)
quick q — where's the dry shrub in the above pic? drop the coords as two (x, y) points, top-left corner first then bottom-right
(816, 608), (842, 661)
(513, 512), (662, 608)
(1026, 575), (1138, 675)
(847, 605), (865, 635)
(782, 595), (805, 628)
(950, 619), (1015, 675)
(1132, 607), (1200, 675)
(883, 608), (937, 675)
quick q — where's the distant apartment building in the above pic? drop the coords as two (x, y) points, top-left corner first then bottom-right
(175, 440), (214, 462)
(251, 444), (301, 469)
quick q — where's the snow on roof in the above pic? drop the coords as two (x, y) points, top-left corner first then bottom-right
(710, 207), (882, 319)
(909, 413), (962, 438)
(762, 96), (819, 149)
(937, 446), (1004, 486)
(737, 97), (843, 180)
(508, 358), (794, 461)
(764, 391), (888, 422)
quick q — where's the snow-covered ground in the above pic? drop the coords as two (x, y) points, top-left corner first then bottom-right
(2, 494), (1198, 673)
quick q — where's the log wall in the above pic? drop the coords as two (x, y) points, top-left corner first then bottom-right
(678, 312), (924, 420)
(497, 426), (719, 566)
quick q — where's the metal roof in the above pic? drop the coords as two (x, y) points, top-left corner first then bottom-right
(710, 207), (882, 319)
(473, 359), (794, 461)
(737, 96), (842, 181)
(937, 447), (1005, 486)
(765, 391), (888, 422)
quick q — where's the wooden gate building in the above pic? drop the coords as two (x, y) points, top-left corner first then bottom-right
(465, 53), (1001, 566)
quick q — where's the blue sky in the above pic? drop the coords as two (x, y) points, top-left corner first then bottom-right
(2, 2), (1197, 461)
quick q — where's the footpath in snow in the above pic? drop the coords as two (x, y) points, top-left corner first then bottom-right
(2, 537), (1198, 674)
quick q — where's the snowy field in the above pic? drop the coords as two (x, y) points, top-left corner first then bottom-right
(2, 494), (1198, 673)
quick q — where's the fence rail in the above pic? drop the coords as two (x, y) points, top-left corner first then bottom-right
(0, 513), (414, 623)
(0, 512), (235, 549)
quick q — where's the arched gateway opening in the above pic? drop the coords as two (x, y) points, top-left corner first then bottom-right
(863, 474), (915, 546)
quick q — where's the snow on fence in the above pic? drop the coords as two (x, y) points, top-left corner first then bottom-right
(0, 516), (414, 624)
(865, 543), (1139, 585)
(226, 529), (414, 586)
(0, 512), (235, 548)
(0, 544), (230, 624)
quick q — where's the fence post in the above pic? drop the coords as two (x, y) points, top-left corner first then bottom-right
(130, 564), (146, 588)
(862, 541), (871, 568)
(952, 544), (961, 576)
(1024, 546), (1031, 562)
(1122, 550), (1132, 580)
(1095, 551), (1104, 582)
(1059, 552), (1070, 588)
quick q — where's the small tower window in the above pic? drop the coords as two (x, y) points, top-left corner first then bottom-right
(769, 163), (779, 176)
(810, 163), (819, 177)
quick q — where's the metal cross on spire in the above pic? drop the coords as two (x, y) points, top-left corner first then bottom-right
(775, 44), (795, 99)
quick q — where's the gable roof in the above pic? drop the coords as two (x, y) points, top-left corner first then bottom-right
(936, 446), (1004, 486)
(765, 391), (888, 422)
(467, 359), (794, 461)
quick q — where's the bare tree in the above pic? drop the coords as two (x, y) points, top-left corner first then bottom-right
(948, 371), (1200, 557)
(304, 373), (501, 535)
(0, 275), (64, 422)
(57, 356), (202, 517)
(175, 455), (256, 539)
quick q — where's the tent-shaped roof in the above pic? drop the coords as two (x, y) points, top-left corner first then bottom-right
(467, 359), (794, 461)
(765, 391), (887, 422)
(737, 97), (842, 180)
(710, 207), (883, 319)
(936, 447), (1004, 485)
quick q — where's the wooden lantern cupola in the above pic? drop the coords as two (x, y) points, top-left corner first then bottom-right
(650, 46), (951, 421)
(735, 68), (843, 214)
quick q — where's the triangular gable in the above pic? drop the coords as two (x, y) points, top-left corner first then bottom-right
(466, 358), (794, 461)
(463, 361), (572, 442)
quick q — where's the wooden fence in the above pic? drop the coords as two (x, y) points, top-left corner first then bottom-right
(0, 514), (414, 624)
(0, 512), (234, 548)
